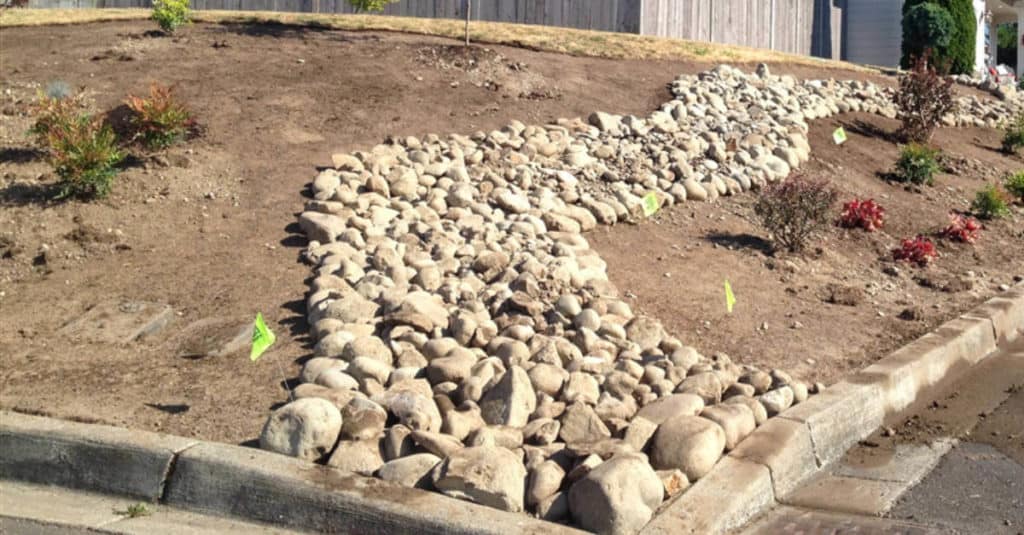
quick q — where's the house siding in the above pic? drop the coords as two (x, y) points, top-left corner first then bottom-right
(843, 0), (905, 67)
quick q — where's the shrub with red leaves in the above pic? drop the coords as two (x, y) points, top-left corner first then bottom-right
(838, 198), (885, 231)
(940, 213), (981, 243)
(892, 236), (938, 266)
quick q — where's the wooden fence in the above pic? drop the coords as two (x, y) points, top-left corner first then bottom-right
(27, 0), (843, 59)
(639, 0), (843, 59)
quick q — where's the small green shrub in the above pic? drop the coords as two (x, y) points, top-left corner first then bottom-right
(1002, 113), (1024, 154)
(45, 114), (124, 199)
(1004, 171), (1024, 202)
(125, 83), (195, 150)
(151, 0), (190, 33)
(28, 89), (86, 147)
(347, 0), (398, 12)
(894, 144), (941, 186)
(971, 185), (1011, 219)
(754, 174), (838, 254)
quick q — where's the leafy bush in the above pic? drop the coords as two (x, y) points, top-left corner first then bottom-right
(901, 3), (955, 70)
(940, 213), (981, 243)
(838, 198), (885, 232)
(44, 114), (124, 199)
(28, 89), (86, 147)
(347, 0), (398, 12)
(152, 0), (190, 33)
(125, 83), (195, 149)
(894, 144), (941, 185)
(893, 236), (938, 266)
(895, 52), (956, 143)
(971, 185), (1011, 219)
(1005, 171), (1024, 202)
(1002, 112), (1024, 154)
(754, 175), (838, 253)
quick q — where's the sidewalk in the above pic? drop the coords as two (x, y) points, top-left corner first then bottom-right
(0, 480), (306, 535)
(742, 337), (1024, 534)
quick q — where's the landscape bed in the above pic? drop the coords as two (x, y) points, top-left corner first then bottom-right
(0, 13), (1022, 534)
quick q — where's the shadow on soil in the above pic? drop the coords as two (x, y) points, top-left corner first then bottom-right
(704, 232), (773, 255)
(843, 119), (900, 144)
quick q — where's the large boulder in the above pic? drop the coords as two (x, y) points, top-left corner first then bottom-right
(387, 291), (450, 332)
(431, 446), (527, 512)
(568, 453), (664, 535)
(479, 366), (536, 428)
(650, 415), (726, 481)
(635, 394), (704, 425)
(376, 453), (440, 489)
(259, 398), (342, 461)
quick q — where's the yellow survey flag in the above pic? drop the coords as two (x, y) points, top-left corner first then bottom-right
(724, 280), (736, 314)
(250, 313), (276, 362)
(642, 192), (660, 217)
(832, 127), (848, 145)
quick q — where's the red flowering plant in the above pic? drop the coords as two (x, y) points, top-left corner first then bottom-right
(838, 198), (885, 232)
(939, 213), (981, 244)
(892, 236), (938, 266)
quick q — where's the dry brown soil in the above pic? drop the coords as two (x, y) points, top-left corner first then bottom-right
(0, 20), (1021, 445)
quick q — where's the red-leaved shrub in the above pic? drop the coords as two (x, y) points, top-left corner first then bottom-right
(940, 213), (981, 243)
(892, 236), (938, 266)
(838, 198), (885, 231)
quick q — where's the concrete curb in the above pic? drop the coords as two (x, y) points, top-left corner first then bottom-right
(1, 284), (1019, 535)
(643, 282), (1024, 534)
(0, 412), (583, 535)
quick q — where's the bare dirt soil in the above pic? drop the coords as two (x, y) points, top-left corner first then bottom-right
(0, 20), (1020, 445)
(590, 113), (1024, 386)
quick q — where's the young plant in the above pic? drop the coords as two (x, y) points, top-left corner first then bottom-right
(940, 213), (981, 243)
(754, 174), (838, 254)
(1002, 112), (1024, 155)
(347, 0), (398, 12)
(27, 88), (86, 147)
(151, 0), (190, 34)
(892, 236), (938, 266)
(893, 143), (941, 186)
(1005, 171), (1024, 202)
(45, 114), (124, 199)
(971, 184), (1011, 219)
(895, 52), (956, 144)
(838, 198), (885, 232)
(125, 83), (195, 150)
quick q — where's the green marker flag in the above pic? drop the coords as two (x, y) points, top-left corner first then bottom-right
(832, 127), (848, 145)
(642, 192), (660, 217)
(250, 313), (276, 362)
(724, 280), (736, 314)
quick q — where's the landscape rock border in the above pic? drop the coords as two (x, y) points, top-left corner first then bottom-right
(0, 282), (1018, 534)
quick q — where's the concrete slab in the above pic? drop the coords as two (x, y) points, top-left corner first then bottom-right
(0, 479), (131, 529)
(729, 417), (818, 497)
(833, 440), (953, 485)
(742, 505), (948, 534)
(0, 480), (308, 534)
(779, 381), (886, 467)
(783, 474), (908, 515)
(164, 441), (581, 535)
(642, 457), (774, 535)
(0, 411), (197, 500)
(58, 301), (173, 344)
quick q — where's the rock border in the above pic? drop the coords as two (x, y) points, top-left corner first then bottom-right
(0, 283), (1018, 534)
(642, 281), (1024, 534)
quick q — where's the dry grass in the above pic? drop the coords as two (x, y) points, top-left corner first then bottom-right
(1, 8), (873, 71)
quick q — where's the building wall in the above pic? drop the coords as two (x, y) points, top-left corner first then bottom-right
(842, 0), (904, 67)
